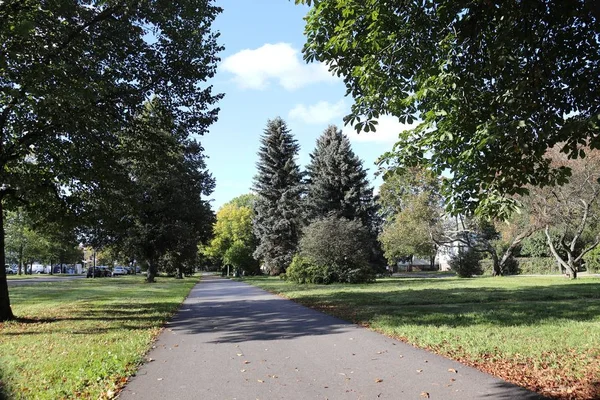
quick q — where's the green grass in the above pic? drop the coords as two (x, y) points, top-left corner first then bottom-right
(244, 275), (600, 399)
(0, 276), (197, 399)
(5, 274), (55, 280)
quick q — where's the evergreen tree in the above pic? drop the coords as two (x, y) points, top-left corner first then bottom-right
(253, 118), (302, 275)
(305, 125), (374, 226)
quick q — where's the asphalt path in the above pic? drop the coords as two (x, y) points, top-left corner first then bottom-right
(6, 275), (86, 286)
(119, 276), (546, 400)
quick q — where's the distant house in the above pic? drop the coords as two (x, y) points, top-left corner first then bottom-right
(396, 255), (437, 272)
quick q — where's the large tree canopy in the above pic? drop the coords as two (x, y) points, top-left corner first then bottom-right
(0, 0), (223, 320)
(297, 0), (600, 218)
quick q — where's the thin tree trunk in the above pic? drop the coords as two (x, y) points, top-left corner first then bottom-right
(146, 262), (157, 283)
(486, 244), (502, 276)
(18, 243), (23, 275)
(175, 266), (183, 279)
(0, 200), (15, 321)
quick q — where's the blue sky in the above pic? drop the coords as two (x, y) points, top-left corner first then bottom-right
(202, 0), (414, 210)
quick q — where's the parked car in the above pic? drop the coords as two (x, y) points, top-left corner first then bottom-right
(112, 266), (127, 276)
(31, 264), (45, 274)
(86, 267), (103, 278)
(5, 266), (14, 275)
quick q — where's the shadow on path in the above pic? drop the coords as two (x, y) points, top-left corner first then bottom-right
(167, 277), (350, 343)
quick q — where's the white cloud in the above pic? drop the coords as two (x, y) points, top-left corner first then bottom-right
(343, 115), (419, 144)
(221, 43), (337, 90)
(289, 100), (347, 125)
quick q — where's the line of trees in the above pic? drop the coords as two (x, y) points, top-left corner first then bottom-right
(225, 117), (383, 284)
(377, 147), (600, 279)
(0, 0), (224, 321)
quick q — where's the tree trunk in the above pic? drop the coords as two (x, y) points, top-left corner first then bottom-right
(487, 246), (501, 276)
(0, 200), (15, 321)
(175, 267), (183, 279)
(18, 243), (23, 275)
(146, 262), (157, 283)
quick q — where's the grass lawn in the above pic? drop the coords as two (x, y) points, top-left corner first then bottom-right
(243, 275), (600, 399)
(0, 275), (197, 399)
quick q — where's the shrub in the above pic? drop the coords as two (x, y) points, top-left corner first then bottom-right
(518, 257), (561, 275)
(583, 247), (600, 273)
(449, 248), (483, 278)
(502, 255), (520, 275)
(296, 216), (375, 284)
(285, 255), (337, 284)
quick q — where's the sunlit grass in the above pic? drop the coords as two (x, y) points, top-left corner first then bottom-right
(0, 276), (197, 399)
(244, 275), (600, 399)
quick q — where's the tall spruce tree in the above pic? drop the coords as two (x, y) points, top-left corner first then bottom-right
(253, 118), (302, 275)
(305, 125), (374, 226)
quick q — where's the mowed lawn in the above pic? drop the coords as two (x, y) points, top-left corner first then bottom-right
(0, 276), (197, 399)
(244, 275), (600, 400)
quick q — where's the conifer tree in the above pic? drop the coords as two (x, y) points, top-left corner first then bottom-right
(305, 125), (374, 226)
(253, 118), (302, 275)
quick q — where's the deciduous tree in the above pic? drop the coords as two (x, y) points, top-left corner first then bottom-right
(204, 195), (259, 275)
(296, 0), (600, 218)
(0, 0), (223, 320)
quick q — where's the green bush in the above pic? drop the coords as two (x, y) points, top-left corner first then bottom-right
(583, 247), (600, 273)
(517, 257), (560, 275)
(449, 248), (483, 278)
(285, 255), (337, 284)
(289, 216), (375, 284)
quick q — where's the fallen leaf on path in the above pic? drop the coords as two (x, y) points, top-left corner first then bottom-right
(237, 353), (243, 356)
(157, 378), (163, 381)
(240, 369), (246, 373)
(375, 378), (383, 383)
(416, 369), (423, 373)
(448, 368), (458, 373)
(257, 379), (264, 383)
(420, 392), (430, 398)
(244, 361), (251, 364)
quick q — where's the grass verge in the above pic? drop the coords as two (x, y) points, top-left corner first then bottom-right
(0, 275), (197, 399)
(243, 275), (600, 400)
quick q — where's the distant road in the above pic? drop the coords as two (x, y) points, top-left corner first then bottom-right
(7, 275), (86, 286)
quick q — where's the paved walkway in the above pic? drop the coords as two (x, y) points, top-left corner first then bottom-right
(119, 276), (546, 400)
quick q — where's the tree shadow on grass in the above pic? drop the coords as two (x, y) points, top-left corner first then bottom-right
(296, 282), (600, 328)
(0, 364), (10, 400)
(0, 301), (183, 337)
